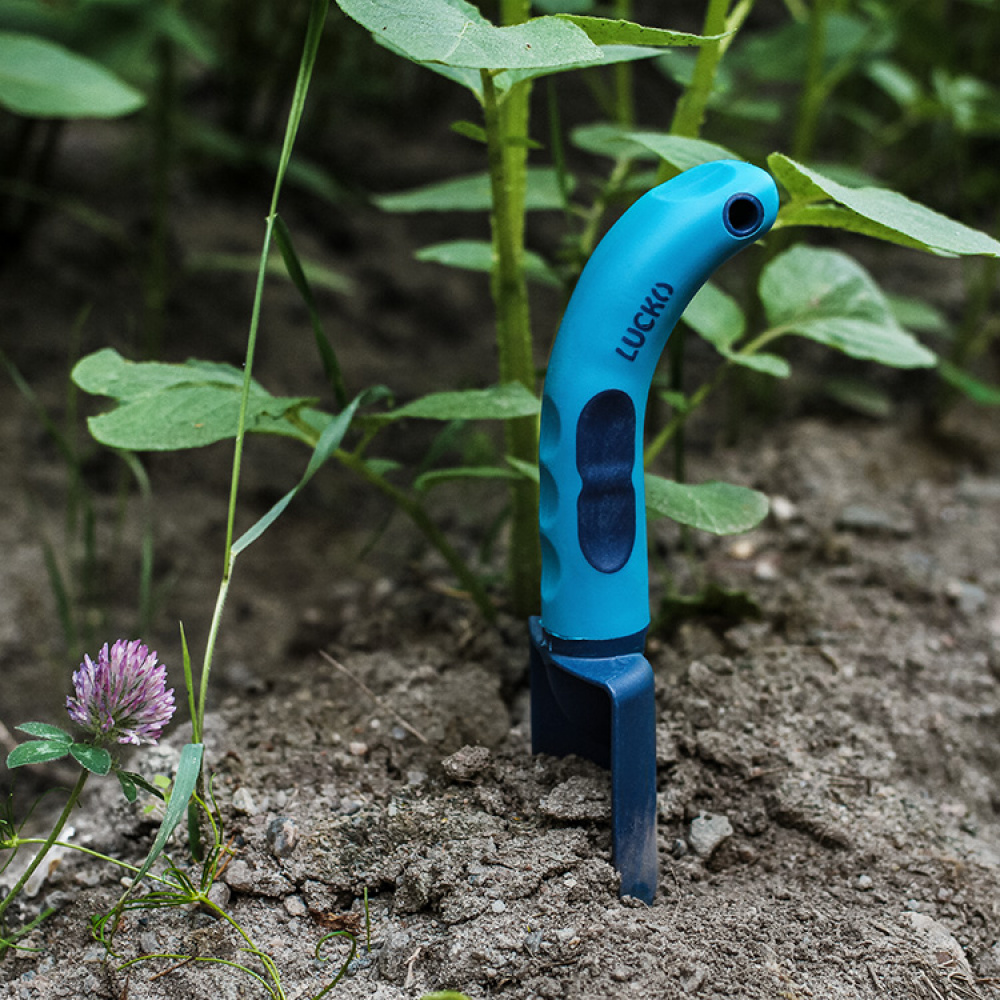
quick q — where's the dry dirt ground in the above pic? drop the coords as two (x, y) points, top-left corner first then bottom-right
(1, 116), (1000, 1000)
(2, 407), (1000, 1000)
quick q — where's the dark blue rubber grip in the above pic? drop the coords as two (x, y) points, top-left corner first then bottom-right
(576, 390), (636, 573)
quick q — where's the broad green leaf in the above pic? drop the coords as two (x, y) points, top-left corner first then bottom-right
(6, 740), (70, 768)
(628, 131), (740, 171)
(451, 120), (487, 143)
(232, 393), (365, 555)
(365, 457), (403, 477)
(645, 475), (769, 534)
(774, 203), (935, 252)
(759, 247), (937, 369)
(69, 744), (111, 776)
(888, 295), (949, 336)
(416, 240), (561, 286)
(556, 14), (721, 48)
(86, 384), (316, 451)
(572, 123), (655, 160)
(682, 282), (745, 350)
(16, 722), (71, 743)
(380, 383), (540, 422)
(117, 770), (166, 801)
(121, 743), (203, 899)
(724, 351), (791, 378)
(415, 465), (521, 491)
(938, 359), (1000, 405)
(770, 155), (1000, 258)
(824, 378), (894, 418)
(497, 43), (680, 91)
(0, 32), (145, 118)
(336, 0), (601, 70)
(73, 349), (321, 450)
(570, 125), (739, 170)
(657, 390), (690, 411)
(866, 59), (923, 110)
(534, 0), (594, 11)
(375, 168), (567, 213)
(73, 348), (244, 402)
(117, 771), (137, 803)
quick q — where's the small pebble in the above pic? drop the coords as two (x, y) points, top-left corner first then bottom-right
(688, 813), (733, 858)
(491, 899), (507, 914)
(441, 745), (493, 781)
(524, 929), (543, 955)
(138, 931), (160, 954)
(770, 495), (799, 523)
(284, 895), (308, 918)
(836, 503), (913, 537)
(348, 741), (369, 757)
(856, 874), (873, 891)
(232, 787), (257, 815)
(266, 816), (299, 858)
(207, 881), (231, 909)
(945, 579), (988, 616)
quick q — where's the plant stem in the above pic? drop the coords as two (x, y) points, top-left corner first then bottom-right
(644, 325), (789, 467)
(668, 0), (731, 141)
(481, 66), (541, 619)
(791, 0), (830, 162)
(612, 0), (636, 127)
(659, 0), (732, 485)
(11, 839), (173, 885)
(0, 770), (88, 934)
(197, 0), (329, 737)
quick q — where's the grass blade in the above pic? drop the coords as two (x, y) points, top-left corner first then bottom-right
(117, 743), (203, 903)
(273, 213), (348, 407)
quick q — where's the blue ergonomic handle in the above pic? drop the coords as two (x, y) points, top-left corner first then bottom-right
(538, 160), (779, 646)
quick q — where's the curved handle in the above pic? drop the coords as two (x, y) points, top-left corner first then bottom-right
(538, 160), (779, 645)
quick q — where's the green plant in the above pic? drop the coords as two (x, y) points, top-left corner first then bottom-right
(68, 2), (1000, 676)
(0, 638), (197, 956)
(91, 785), (359, 1000)
(0, 14), (145, 257)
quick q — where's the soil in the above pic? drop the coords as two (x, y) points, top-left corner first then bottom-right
(2, 78), (1000, 1000)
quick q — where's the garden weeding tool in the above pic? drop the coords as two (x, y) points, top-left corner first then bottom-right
(530, 160), (779, 903)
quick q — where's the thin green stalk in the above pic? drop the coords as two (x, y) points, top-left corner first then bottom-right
(482, 67), (540, 619)
(659, 0), (732, 485)
(668, 0), (731, 141)
(644, 325), (789, 467)
(791, 0), (831, 162)
(11, 839), (173, 886)
(612, 0), (636, 127)
(197, 0), (329, 738)
(0, 771), (88, 933)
